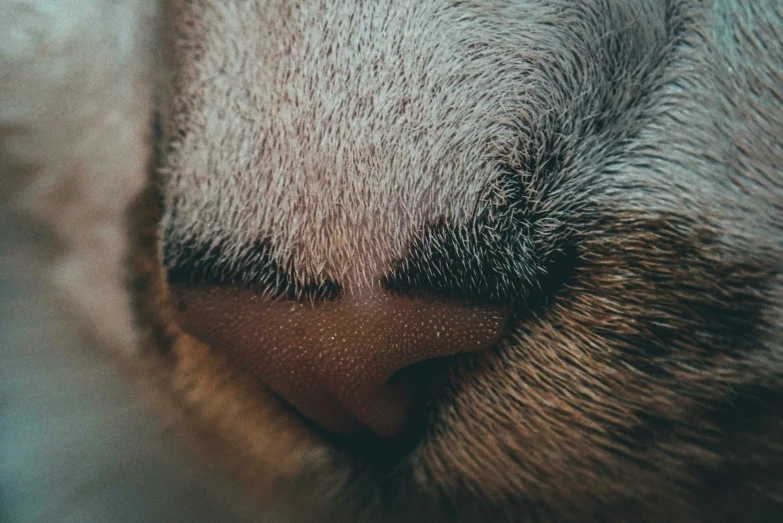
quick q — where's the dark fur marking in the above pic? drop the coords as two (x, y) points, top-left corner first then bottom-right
(164, 238), (343, 302)
(383, 172), (576, 309)
(577, 215), (776, 364)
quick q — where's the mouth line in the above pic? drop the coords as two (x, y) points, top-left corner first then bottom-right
(265, 384), (422, 473)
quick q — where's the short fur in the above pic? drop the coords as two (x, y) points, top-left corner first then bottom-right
(3, 0), (782, 522)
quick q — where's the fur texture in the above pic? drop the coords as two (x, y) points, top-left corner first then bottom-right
(3, 0), (783, 522)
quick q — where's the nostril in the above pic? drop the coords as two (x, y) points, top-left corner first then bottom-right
(169, 282), (511, 440)
(383, 359), (442, 437)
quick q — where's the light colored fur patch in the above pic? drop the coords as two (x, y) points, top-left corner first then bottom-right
(0, 0), (157, 353)
(162, 1), (574, 287)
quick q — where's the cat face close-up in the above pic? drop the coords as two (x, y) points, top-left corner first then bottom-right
(3, 1), (782, 522)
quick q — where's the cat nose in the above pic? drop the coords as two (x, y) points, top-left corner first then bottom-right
(170, 283), (510, 439)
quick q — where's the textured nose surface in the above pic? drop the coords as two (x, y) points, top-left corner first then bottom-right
(171, 283), (510, 439)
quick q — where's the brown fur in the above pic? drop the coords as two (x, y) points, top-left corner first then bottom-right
(3, 0), (782, 522)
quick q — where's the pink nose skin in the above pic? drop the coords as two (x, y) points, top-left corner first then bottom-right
(171, 283), (511, 439)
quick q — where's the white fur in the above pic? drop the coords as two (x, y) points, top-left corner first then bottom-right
(162, 1), (572, 287)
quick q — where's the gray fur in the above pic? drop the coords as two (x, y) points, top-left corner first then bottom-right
(3, 0), (782, 522)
